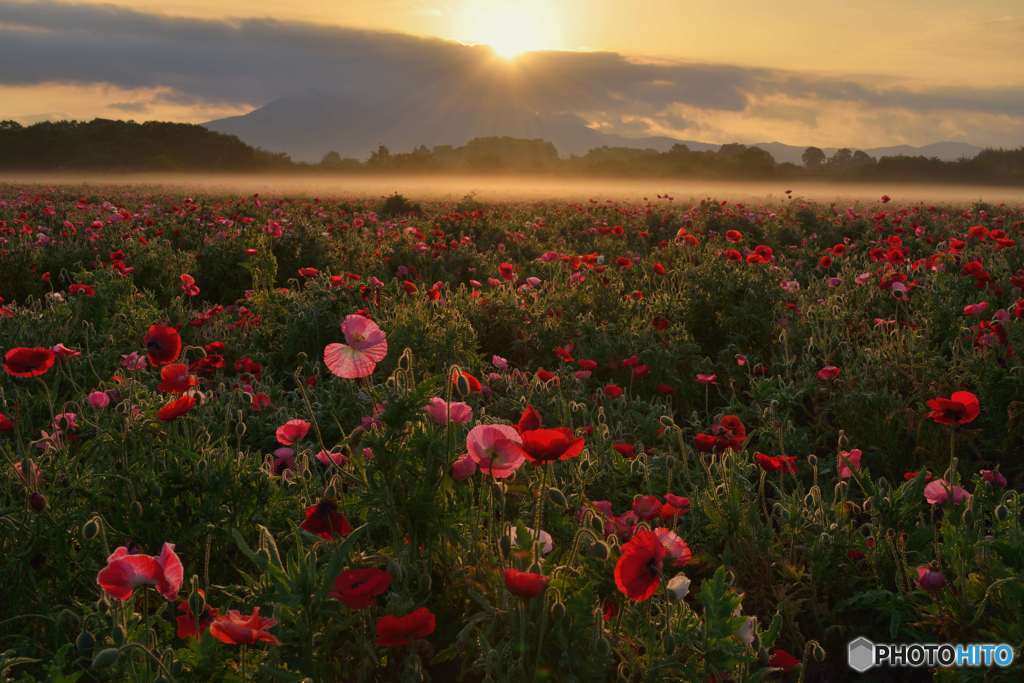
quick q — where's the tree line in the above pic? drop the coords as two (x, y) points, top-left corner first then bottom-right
(1, 119), (1022, 185)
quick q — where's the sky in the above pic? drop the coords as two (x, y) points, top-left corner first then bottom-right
(2, 0), (1023, 149)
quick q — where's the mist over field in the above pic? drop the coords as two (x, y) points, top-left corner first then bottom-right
(3, 173), (1022, 204)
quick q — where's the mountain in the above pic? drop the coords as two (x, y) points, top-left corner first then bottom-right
(206, 92), (982, 164)
(753, 140), (983, 165)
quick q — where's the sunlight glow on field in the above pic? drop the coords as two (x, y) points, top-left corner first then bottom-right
(453, 1), (563, 58)
(4, 173), (1021, 205)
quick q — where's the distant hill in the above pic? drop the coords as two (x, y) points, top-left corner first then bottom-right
(205, 92), (981, 164)
(2, 118), (1018, 185)
(753, 140), (983, 165)
(0, 119), (291, 170)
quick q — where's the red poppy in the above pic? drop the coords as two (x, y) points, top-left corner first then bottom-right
(96, 543), (183, 601)
(603, 384), (623, 398)
(926, 391), (980, 426)
(68, 283), (96, 296)
(498, 262), (516, 281)
(300, 500), (352, 540)
(3, 347), (55, 378)
(144, 324), (182, 366)
(535, 368), (558, 382)
(614, 529), (666, 602)
(816, 365), (841, 381)
(769, 648), (801, 671)
(158, 395), (195, 422)
(613, 442), (637, 459)
(275, 419), (311, 446)
(516, 405), (543, 433)
(694, 415), (747, 452)
(375, 607), (436, 647)
(754, 452), (798, 474)
(632, 495), (662, 520)
(158, 363), (197, 394)
(520, 428), (585, 464)
(503, 568), (549, 599)
(0, 411), (12, 433)
(330, 567), (392, 608)
(451, 368), (482, 393)
(209, 608), (280, 646)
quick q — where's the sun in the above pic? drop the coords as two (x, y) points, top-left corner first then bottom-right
(454, 1), (562, 59)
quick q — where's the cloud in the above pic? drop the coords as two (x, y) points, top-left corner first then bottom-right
(0, 0), (1021, 149)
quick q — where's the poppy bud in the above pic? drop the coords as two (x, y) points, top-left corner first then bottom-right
(130, 501), (143, 516)
(29, 491), (47, 512)
(188, 585), (206, 623)
(550, 599), (566, 620)
(666, 574), (691, 600)
(111, 625), (126, 646)
(454, 374), (472, 397)
(994, 504), (1010, 522)
(916, 565), (946, 593)
(588, 540), (611, 561)
(547, 487), (568, 508)
(76, 631), (94, 654)
(91, 648), (120, 669)
(595, 637), (611, 656)
(82, 518), (100, 539)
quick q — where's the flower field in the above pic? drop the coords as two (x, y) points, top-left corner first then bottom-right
(1, 187), (1022, 681)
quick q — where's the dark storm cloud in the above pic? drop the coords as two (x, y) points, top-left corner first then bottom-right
(1, 0), (1022, 118)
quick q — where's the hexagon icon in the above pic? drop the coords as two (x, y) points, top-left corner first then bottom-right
(848, 637), (875, 673)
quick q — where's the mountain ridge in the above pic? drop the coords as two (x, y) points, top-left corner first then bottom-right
(205, 92), (983, 164)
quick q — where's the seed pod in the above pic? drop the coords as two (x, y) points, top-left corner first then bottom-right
(91, 648), (120, 669)
(82, 518), (100, 540)
(588, 540), (611, 561)
(29, 492), (47, 513)
(76, 631), (95, 654)
(547, 487), (568, 507)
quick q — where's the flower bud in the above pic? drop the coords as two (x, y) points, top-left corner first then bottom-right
(91, 648), (120, 669)
(666, 573), (691, 600)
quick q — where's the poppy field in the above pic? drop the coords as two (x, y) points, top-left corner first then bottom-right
(1, 186), (1023, 681)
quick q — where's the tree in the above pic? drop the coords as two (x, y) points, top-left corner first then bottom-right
(801, 146), (826, 169)
(829, 148), (854, 168)
(320, 151), (343, 166)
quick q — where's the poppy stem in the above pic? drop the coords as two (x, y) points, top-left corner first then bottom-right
(947, 429), (957, 485)
(531, 466), (549, 569)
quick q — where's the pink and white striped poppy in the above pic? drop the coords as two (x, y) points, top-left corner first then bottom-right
(466, 424), (526, 479)
(324, 314), (388, 379)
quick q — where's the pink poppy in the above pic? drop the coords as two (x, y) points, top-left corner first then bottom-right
(276, 419), (311, 446)
(450, 453), (477, 480)
(655, 528), (693, 567)
(696, 373), (717, 385)
(324, 314), (388, 379)
(316, 449), (348, 467)
(88, 390), (111, 409)
(97, 542), (183, 601)
(837, 448), (862, 479)
(424, 397), (473, 426)
(963, 301), (988, 316)
(924, 479), (970, 506)
(466, 424), (526, 479)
